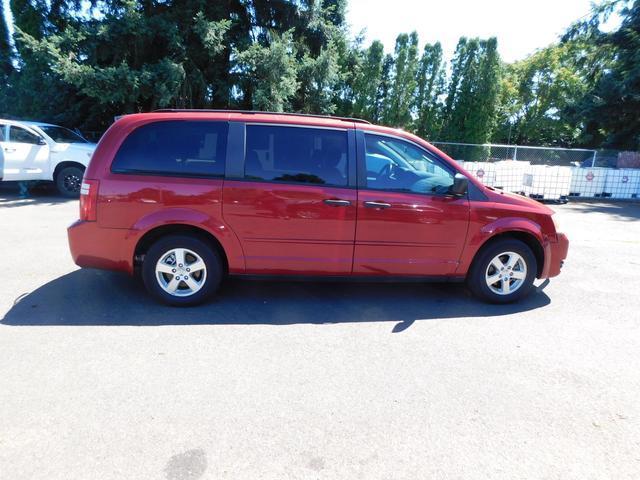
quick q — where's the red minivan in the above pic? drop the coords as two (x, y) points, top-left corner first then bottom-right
(68, 110), (568, 305)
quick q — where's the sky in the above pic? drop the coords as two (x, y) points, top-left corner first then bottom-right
(346, 0), (620, 63)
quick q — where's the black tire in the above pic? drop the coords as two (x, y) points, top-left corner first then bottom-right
(142, 234), (223, 306)
(55, 165), (85, 197)
(466, 238), (537, 304)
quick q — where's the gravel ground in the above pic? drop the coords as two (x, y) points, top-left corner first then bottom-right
(1, 183), (639, 480)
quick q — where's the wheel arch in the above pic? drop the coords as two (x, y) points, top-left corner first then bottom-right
(52, 161), (86, 181)
(133, 224), (230, 275)
(469, 230), (545, 278)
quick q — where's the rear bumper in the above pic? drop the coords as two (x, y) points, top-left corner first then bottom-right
(67, 220), (135, 274)
(541, 232), (569, 278)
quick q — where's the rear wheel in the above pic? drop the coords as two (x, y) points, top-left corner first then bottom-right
(142, 235), (223, 306)
(467, 239), (537, 303)
(55, 165), (84, 197)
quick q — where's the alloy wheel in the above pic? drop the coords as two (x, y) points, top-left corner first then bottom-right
(155, 248), (207, 297)
(485, 251), (527, 295)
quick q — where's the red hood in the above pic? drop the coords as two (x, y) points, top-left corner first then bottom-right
(484, 187), (555, 215)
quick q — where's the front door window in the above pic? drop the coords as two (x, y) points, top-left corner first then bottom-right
(9, 126), (43, 145)
(365, 134), (455, 195)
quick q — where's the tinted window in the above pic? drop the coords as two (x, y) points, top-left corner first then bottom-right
(0, 124), (6, 141)
(364, 134), (454, 194)
(112, 121), (228, 177)
(245, 125), (348, 186)
(10, 126), (42, 145)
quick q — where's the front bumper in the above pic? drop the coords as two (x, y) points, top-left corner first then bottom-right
(67, 220), (135, 274)
(541, 232), (569, 278)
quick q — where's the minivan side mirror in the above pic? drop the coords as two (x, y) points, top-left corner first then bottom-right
(449, 174), (469, 197)
(38, 136), (47, 146)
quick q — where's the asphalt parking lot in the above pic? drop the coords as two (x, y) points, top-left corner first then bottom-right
(1, 183), (639, 479)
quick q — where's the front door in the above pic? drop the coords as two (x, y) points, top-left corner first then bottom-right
(354, 132), (470, 276)
(1, 125), (49, 181)
(223, 124), (357, 275)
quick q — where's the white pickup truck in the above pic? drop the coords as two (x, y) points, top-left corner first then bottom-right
(0, 119), (97, 196)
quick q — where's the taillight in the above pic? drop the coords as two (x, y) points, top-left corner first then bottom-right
(79, 179), (99, 221)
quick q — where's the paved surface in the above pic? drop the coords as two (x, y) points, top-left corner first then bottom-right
(1, 183), (639, 479)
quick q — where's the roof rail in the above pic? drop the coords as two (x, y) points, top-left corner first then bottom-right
(152, 109), (372, 125)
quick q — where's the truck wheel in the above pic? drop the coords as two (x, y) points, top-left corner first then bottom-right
(467, 239), (537, 304)
(142, 235), (223, 306)
(55, 165), (84, 197)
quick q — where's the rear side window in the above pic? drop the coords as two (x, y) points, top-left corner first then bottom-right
(112, 121), (228, 177)
(245, 125), (348, 187)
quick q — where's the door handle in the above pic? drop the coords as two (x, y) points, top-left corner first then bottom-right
(364, 201), (392, 209)
(323, 199), (352, 207)
(4, 148), (16, 153)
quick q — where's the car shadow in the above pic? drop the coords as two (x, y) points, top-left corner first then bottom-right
(2, 269), (551, 331)
(0, 182), (76, 207)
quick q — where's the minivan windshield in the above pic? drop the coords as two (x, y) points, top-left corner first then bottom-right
(39, 125), (89, 144)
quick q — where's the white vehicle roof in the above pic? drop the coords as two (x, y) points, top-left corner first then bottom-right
(0, 118), (93, 145)
(0, 118), (59, 130)
(20, 120), (58, 128)
(0, 118), (51, 125)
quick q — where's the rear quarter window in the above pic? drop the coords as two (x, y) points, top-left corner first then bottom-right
(111, 120), (228, 177)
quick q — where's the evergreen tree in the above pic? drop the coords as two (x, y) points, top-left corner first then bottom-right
(293, 2), (344, 114)
(1, 0), (90, 126)
(235, 30), (298, 112)
(0, 0), (635, 151)
(414, 42), (445, 139)
(383, 31), (419, 128)
(9, 0), (46, 40)
(9, 0), (244, 127)
(441, 37), (479, 142)
(374, 53), (394, 124)
(351, 40), (384, 121)
(566, 0), (640, 149)
(442, 37), (469, 120)
(467, 37), (500, 143)
(1, 1), (13, 79)
(331, 32), (363, 118)
(441, 37), (500, 144)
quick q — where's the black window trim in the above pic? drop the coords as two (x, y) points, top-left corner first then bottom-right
(356, 129), (466, 198)
(225, 121), (245, 179)
(231, 122), (357, 189)
(109, 168), (227, 180)
(110, 119), (230, 179)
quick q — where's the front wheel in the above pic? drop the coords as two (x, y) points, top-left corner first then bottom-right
(142, 235), (223, 306)
(467, 239), (537, 303)
(55, 165), (85, 197)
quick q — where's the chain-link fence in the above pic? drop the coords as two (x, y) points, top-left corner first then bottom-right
(431, 141), (640, 201)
